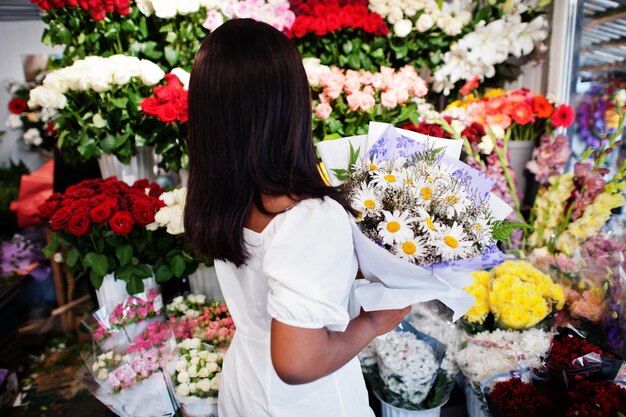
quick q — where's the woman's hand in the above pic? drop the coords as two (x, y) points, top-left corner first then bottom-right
(360, 306), (412, 336)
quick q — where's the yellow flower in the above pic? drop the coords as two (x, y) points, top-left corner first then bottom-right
(463, 271), (490, 324)
(484, 88), (505, 98)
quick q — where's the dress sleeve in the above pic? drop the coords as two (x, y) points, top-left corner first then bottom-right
(263, 198), (356, 332)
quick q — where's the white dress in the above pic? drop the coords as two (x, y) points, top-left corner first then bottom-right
(215, 197), (375, 417)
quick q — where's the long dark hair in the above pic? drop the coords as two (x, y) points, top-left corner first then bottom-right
(185, 18), (352, 266)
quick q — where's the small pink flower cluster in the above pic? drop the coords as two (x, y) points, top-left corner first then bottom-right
(94, 322), (111, 342)
(109, 289), (162, 328)
(203, 1), (296, 32)
(526, 134), (572, 185)
(168, 303), (235, 348)
(128, 321), (171, 353)
(570, 162), (607, 221)
(314, 65), (428, 120)
(107, 348), (160, 392)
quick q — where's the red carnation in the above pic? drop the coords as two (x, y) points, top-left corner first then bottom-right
(109, 211), (135, 235)
(38, 200), (60, 220)
(510, 102), (534, 125)
(154, 85), (178, 103)
(67, 213), (91, 236)
(156, 102), (179, 123)
(8, 98), (27, 115)
(90, 204), (113, 223)
(132, 199), (156, 225)
(50, 206), (73, 230)
(552, 104), (575, 128)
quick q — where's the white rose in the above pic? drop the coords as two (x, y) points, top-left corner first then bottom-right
(393, 19), (413, 37)
(175, 383), (190, 397)
(203, 9), (225, 32)
(188, 367), (199, 378)
(177, 371), (190, 384)
(302, 57), (331, 87)
(188, 382), (198, 393)
(477, 134), (495, 155)
(166, 210), (185, 235)
(109, 55), (141, 85)
(28, 87), (67, 110)
(91, 362), (100, 372)
(195, 294), (206, 304)
(197, 378), (212, 392)
(185, 310), (200, 319)
(177, 0), (200, 15)
(198, 367), (210, 378)
(205, 362), (218, 373)
(146, 221), (160, 231)
(5, 114), (22, 129)
(416, 13), (434, 32)
(135, 0), (154, 16)
(97, 369), (108, 380)
(190, 357), (200, 366)
(171, 68), (190, 90)
(152, 0), (177, 18)
(209, 375), (220, 391)
(138, 60), (165, 86)
(173, 296), (184, 304)
(206, 353), (218, 363)
(175, 359), (188, 373)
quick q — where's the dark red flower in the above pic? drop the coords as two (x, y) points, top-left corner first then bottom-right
(8, 98), (27, 115)
(164, 73), (184, 89)
(552, 104), (575, 128)
(154, 85), (178, 103)
(131, 199), (156, 225)
(90, 204), (113, 223)
(50, 206), (73, 230)
(547, 335), (615, 371)
(488, 378), (566, 417)
(108, 211), (135, 235)
(67, 213), (91, 236)
(37, 200), (60, 220)
(66, 0), (78, 7)
(567, 380), (626, 417)
(463, 122), (486, 145)
(132, 179), (150, 190)
(156, 102), (179, 123)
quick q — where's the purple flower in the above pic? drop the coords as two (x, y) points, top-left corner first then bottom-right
(526, 134), (571, 185)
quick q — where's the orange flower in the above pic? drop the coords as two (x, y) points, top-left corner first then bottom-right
(460, 77), (480, 96)
(532, 96), (553, 118)
(569, 289), (605, 323)
(485, 113), (512, 130)
(485, 97), (505, 114)
(510, 102), (534, 125)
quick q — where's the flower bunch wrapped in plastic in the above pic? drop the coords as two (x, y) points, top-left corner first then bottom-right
(166, 294), (208, 319)
(462, 260), (565, 330)
(168, 338), (222, 417)
(167, 299), (235, 349)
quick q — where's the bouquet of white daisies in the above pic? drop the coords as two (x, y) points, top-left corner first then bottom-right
(317, 122), (521, 320)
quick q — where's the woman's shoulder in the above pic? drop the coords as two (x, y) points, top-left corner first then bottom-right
(270, 197), (353, 237)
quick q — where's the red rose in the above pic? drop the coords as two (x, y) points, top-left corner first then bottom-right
(8, 98), (27, 115)
(34, 0), (51, 10)
(104, 197), (119, 210)
(38, 200), (60, 220)
(89, 194), (107, 207)
(78, 0), (88, 9)
(178, 100), (188, 123)
(154, 85), (178, 103)
(147, 183), (164, 198)
(66, 185), (95, 199)
(50, 0), (64, 8)
(102, 0), (114, 12)
(140, 97), (160, 116)
(50, 206), (73, 230)
(89, 8), (106, 19)
(109, 211), (135, 235)
(156, 103), (179, 123)
(114, 0), (129, 11)
(132, 178), (150, 190)
(291, 17), (310, 38)
(164, 73), (184, 90)
(552, 104), (575, 128)
(90, 204), (112, 223)
(67, 213), (91, 236)
(313, 17), (327, 36)
(132, 199), (156, 225)
(66, 0), (78, 6)
(325, 14), (342, 32)
(71, 198), (91, 212)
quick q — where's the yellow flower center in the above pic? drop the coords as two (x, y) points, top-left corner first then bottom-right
(369, 163), (377, 171)
(364, 199), (376, 209)
(357, 212), (363, 220)
(405, 178), (413, 185)
(420, 187), (432, 200)
(384, 174), (396, 183)
(426, 218), (436, 231)
(402, 241), (416, 255)
(475, 224), (482, 231)
(426, 176), (434, 181)
(444, 235), (459, 248)
(386, 221), (401, 233)
(445, 195), (459, 204)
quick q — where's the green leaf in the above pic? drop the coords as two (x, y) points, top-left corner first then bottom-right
(170, 254), (185, 278)
(115, 244), (133, 267)
(100, 134), (116, 153)
(323, 133), (342, 141)
(342, 40), (353, 54)
(135, 264), (152, 279)
(126, 276), (144, 295)
(43, 240), (58, 258)
(155, 265), (172, 282)
(83, 252), (98, 267)
(110, 97), (128, 109)
(77, 139), (97, 159)
(164, 46), (179, 67)
(66, 247), (79, 268)
(90, 270), (104, 289)
(331, 168), (349, 182)
(348, 53), (360, 70)
(92, 254), (109, 276)
(492, 221), (534, 242)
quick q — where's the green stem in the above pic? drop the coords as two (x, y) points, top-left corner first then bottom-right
(493, 129), (522, 219)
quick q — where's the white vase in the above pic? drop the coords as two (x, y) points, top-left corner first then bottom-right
(98, 146), (157, 185)
(188, 265), (223, 301)
(507, 140), (534, 197)
(95, 274), (159, 314)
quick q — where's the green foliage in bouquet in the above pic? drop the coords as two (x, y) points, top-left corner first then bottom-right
(0, 162), (30, 240)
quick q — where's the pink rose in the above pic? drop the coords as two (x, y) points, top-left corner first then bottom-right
(409, 78), (428, 97)
(395, 88), (409, 104)
(107, 373), (121, 389)
(371, 73), (383, 89)
(203, 9), (224, 31)
(360, 71), (374, 85)
(362, 86), (374, 96)
(315, 102), (332, 120)
(347, 91), (376, 112)
(381, 91), (398, 109)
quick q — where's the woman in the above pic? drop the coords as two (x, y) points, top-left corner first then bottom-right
(185, 19), (410, 417)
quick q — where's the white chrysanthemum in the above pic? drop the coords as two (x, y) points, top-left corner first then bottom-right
(351, 182), (382, 214)
(440, 189), (471, 218)
(433, 222), (473, 261)
(378, 210), (416, 245)
(395, 237), (427, 262)
(415, 208), (439, 234)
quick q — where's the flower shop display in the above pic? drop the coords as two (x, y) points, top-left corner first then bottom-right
(38, 177), (199, 296)
(166, 294), (208, 320)
(5, 81), (57, 152)
(27, 55), (165, 171)
(307, 60), (428, 141)
(167, 299), (235, 350)
(0, 162), (30, 239)
(168, 338), (222, 417)
(576, 83), (626, 149)
(317, 122), (520, 317)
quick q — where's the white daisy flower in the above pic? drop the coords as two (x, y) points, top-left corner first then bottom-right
(395, 237), (427, 263)
(433, 222), (473, 261)
(351, 182), (382, 214)
(371, 169), (402, 190)
(377, 210), (416, 245)
(440, 189), (471, 218)
(471, 217), (493, 247)
(414, 180), (436, 204)
(415, 208), (439, 234)
(398, 167), (418, 187)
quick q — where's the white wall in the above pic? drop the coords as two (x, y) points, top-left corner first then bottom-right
(0, 20), (62, 171)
